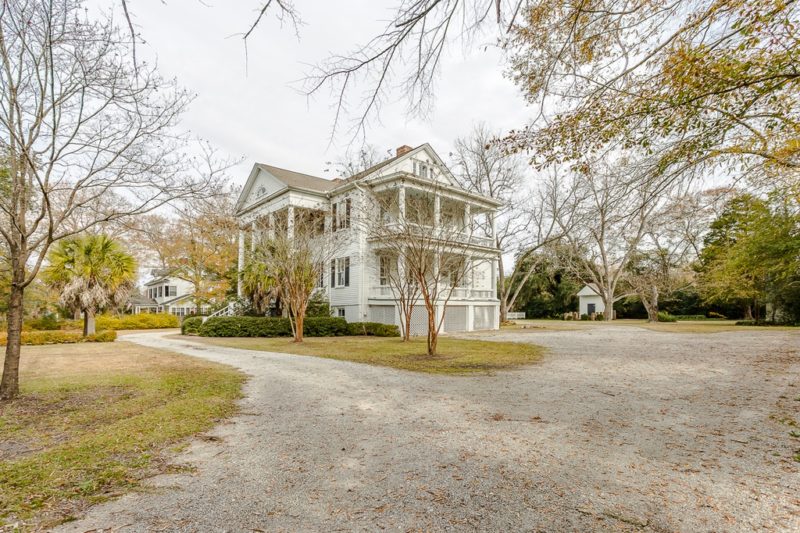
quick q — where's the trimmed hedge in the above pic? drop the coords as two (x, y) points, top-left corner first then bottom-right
(96, 313), (179, 330)
(199, 317), (292, 337)
(57, 313), (180, 331)
(657, 311), (678, 322)
(345, 322), (400, 337)
(181, 316), (204, 335)
(198, 316), (392, 338)
(0, 330), (117, 346)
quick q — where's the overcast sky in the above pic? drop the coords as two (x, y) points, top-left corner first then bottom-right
(124, 1), (529, 188)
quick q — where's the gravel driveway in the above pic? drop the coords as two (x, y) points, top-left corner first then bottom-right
(56, 327), (800, 532)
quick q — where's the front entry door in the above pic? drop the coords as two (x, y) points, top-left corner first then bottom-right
(587, 303), (596, 314)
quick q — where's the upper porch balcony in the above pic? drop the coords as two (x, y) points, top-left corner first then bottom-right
(368, 184), (498, 251)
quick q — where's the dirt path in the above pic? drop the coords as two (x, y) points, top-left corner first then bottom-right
(56, 327), (800, 532)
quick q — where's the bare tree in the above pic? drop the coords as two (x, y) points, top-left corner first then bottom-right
(626, 187), (737, 321)
(0, 1), (218, 400)
(626, 207), (695, 322)
(248, 208), (344, 342)
(303, 1), (526, 138)
(500, 168), (571, 318)
(327, 144), (385, 178)
(359, 181), (489, 355)
(547, 157), (668, 321)
(451, 123), (532, 321)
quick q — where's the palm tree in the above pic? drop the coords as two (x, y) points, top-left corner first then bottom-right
(44, 235), (137, 336)
(241, 254), (279, 315)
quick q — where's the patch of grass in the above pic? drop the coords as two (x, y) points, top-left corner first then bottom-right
(0, 342), (244, 529)
(183, 335), (544, 375)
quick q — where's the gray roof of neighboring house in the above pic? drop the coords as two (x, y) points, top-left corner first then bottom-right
(129, 295), (158, 306)
(256, 164), (340, 192)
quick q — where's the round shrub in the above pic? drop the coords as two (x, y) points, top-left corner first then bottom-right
(181, 316), (204, 335)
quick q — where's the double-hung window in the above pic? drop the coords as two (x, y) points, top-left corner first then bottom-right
(331, 257), (350, 287)
(332, 198), (351, 231)
(379, 255), (391, 286)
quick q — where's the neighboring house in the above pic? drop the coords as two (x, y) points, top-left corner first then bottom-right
(130, 268), (211, 317)
(234, 143), (502, 334)
(577, 284), (606, 316)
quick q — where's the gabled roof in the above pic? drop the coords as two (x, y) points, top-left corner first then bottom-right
(256, 164), (338, 192)
(577, 284), (601, 297)
(129, 295), (158, 306)
(236, 142), (498, 214)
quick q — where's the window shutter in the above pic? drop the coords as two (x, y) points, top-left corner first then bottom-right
(345, 198), (351, 228)
(344, 257), (350, 286)
(330, 260), (336, 287)
(332, 202), (338, 230)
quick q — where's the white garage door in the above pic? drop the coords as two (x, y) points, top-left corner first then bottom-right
(443, 306), (467, 332)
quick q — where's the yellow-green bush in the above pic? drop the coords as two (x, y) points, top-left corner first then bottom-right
(58, 313), (179, 331)
(0, 330), (117, 346)
(95, 313), (179, 330)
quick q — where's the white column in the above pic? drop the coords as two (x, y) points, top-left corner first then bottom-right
(434, 193), (441, 232)
(464, 204), (471, 237)
(491, 257), (498, 298)
(490, 212), (497, 244)
(250, 222), (257, 251)
(237, 229), (245, 297)
(287, 205), (295, 240)
(267, 212), (275, 239)
(398, 185), (406, 223)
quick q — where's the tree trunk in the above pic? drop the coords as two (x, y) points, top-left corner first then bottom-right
(602, 291), (614, 321)
(0, 283), (25, 400)
(401, 306), (412, 341)
(426, 306), (438, 356)
(83, 309), (96, 336)
(644, 285), (659, 322)
(744, 305), (753, 320)
(294, 313), (304, 343)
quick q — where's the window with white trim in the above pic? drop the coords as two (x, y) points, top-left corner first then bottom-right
(332, 257), (350, 287)
(379, 255), (391, 286)
(332, 198), (351, 231)
(337, 308), (346, 318)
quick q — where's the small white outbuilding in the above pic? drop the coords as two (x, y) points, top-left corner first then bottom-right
(577, 284), (606, 316)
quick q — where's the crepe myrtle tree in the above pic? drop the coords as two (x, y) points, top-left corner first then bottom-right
(246, 207), (345, 342)
(44, 235), (137, 336)
(358, 181), (484, 356)
(0, 1), (221, 400)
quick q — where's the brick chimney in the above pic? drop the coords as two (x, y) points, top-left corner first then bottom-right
(395, 145), (413, 157)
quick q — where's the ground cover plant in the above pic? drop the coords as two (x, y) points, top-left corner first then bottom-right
(0, 342), (244, 529)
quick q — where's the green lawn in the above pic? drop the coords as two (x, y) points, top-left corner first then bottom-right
(0, 342), (244, 529)
(184, 335), (544, 375)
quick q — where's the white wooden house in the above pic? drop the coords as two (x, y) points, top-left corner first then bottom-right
(130, 269), (211, 317)
(577, 284), (606, 316)
(233, 143), (502, 334)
